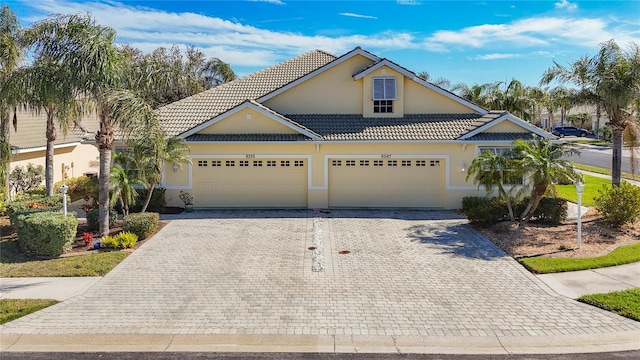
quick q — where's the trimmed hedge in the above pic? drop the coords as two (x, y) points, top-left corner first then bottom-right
(15, 212), (78, 256)
(7, 194), (65, 226)
(86, 208), (118, 231)
(462, 196), (568, 226)
(54, 175), (98, 202)
(122, 212), (159, 240)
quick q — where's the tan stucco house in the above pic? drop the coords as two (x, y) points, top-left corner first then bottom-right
(158, 47), (549, 209)
(9, 109), (100, 190)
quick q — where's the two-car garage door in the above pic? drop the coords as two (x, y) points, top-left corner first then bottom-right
(192, 158), (307, 208)
(328, 158), (445, 208)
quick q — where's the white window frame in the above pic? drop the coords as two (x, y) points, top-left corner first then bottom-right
(372, 77), (397, 100)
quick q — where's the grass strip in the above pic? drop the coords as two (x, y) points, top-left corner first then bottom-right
(571, 162), (637, 181)
(0, 299), (59, 324)
(519, 243), (640, 274)
(0, 251), (129, 277)
(578, 288), (640, 322)
(555, 173), (611, 206)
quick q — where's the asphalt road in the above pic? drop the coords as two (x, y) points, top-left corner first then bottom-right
(562, 143), (633, 174)
(1, 352), (639, 360)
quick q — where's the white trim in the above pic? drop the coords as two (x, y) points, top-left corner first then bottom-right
(353, 59), (415, 80)
(459, 113), (550, 140)
(372, 76), (397, 100)
(164, 154), (314, 191)
(320, 154), (454, 191)
(179, 102), (321, 140)
(257, 47), (380, 103)
(11, 142), (81, 155)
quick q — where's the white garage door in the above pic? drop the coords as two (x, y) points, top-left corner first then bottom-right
(193, 158), (307, 208)
(328, 158), (445, 208)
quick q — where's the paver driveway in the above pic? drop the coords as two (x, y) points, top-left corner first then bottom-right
(2, 209), (638, 337)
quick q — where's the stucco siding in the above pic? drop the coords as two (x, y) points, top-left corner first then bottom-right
(199, 110), (299, 134)
(482, 120), (530, 133)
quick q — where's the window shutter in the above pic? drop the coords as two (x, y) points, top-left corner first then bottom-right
(372, 77), (396, 100)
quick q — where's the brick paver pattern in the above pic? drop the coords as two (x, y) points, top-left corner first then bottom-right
(3, 209), (638, 336)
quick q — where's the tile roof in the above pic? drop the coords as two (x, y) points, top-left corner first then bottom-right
(465, 132), (538, 141)
(158, 49), (337, 136)
(9, 109), (101, 150)
(285, 113), (504, 141)
(186, 133), (310, 142)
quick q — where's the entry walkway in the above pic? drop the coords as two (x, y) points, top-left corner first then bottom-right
(1, 210), (639, 354)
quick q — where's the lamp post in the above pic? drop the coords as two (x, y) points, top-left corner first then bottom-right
(575, 181), (584, 249)
(60, 183), (68, 216)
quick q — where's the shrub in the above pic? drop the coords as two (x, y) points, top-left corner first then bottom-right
(9, 163), (44, 194)
(0, 189), (6, 216)
(7, 194), (65, 226)
(15, 212), (78, 256)
(101, 231), (138, 249)
(117, 188), (167, 214)
(122, 212), (159, 240)
(594, 183), (640, 227)
(515, 197), (568, 225)
(54, 176), (97, 202)
(82, 232), (94, 247)
(461, 196), (508, 227)
(86, 208), (118, 231)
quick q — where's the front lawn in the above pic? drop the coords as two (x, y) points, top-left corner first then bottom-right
(519, 243), (640, 274)
(0, 250), (129, 277)
(579, 288), (640, 322)
(555, 173), (611, 206)
(0, 299), (58, 324)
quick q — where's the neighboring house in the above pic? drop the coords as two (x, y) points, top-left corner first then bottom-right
(539, 104), (609, 132)
(158, 47), (550, 209)
(9, 109), (100, 190)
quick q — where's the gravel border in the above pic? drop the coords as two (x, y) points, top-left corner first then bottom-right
(311, 209), (324, 272)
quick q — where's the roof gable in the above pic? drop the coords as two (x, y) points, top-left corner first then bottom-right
(352, 58), (415, 80)
(459, 112), (550, 140)
(181, 100), (321, 140)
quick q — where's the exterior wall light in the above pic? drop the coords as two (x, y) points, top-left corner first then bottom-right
(172, 163), (179, 173)
(460, 161), (466, 172)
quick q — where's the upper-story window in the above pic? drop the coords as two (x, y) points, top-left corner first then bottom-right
(373, 77), (396, 113)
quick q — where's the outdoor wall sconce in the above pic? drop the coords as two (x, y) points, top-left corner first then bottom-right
(172, 163), (179, 173)
(460, 161), (466, 172)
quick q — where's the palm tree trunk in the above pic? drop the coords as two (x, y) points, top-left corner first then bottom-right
(45, 114), (56, 196)
(498, 186), (515, 222)
(141, 183), (155, 213)
(522, 194), (543, 223)
(98, 146), (111, 237)
(611, 127), (624, 186)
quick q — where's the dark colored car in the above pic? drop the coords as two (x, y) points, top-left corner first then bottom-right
(552, 126), (589, 137)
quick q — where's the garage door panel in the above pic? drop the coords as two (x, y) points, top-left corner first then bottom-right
(193, 158), (307, 208)
(328, 158), (444, 208)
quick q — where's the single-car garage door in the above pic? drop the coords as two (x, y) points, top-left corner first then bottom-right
(328, 158), (445, 208)
(193, 158), (307, 208)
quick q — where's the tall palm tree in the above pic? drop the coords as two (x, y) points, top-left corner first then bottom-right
(26, 14), (158, 236)
(466, 150), (518, 222)
(541, 40), (640, 185)
(512, 137), (581, 223)
(0, 5), (23, 201)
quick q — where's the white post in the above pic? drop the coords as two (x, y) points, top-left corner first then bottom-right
(575, 181), (584, 249)
(60, 183), (68, 216)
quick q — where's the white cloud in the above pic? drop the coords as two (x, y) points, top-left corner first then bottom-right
(555, 0), (578, 10)
(475, 53), (521, 60)
(339, 12), (377, 19)
(397, 0), (421, 5)
(250, 0), (286, 5)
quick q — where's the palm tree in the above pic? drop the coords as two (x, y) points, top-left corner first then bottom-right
(0, 5), (23, 201)
(110, 151), (146, 216)
(129, 132), (190, 212)
(512, 137), (581, 223)
(26, 14), (159, 236)
(541, 40), (640, 185)
(466, 150), (519, 222)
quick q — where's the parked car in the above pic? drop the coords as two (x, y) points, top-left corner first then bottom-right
(552, 126), (589, 137)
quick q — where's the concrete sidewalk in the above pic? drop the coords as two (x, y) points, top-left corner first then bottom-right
(0, 277), (101, 301)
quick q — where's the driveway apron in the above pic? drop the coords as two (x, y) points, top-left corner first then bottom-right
(2, 209), (639, 338)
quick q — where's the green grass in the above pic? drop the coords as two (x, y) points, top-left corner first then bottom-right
(0, 238), (129, 277)
(555, 173), (611, 206)
(0, 299), (59, 324)
(568, 139), (612, 146)
(579, 288), (640, 322)
(571, 162), (638, 181)
(519, 243), (640, 274)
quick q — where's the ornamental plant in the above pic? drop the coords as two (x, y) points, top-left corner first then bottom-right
(82, 232), (94, 247)
(178, 191), (193, 206)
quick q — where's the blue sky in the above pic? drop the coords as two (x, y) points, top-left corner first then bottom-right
(6, 0), (640, 87)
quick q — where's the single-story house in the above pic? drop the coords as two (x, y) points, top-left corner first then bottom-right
(158, 47), (549, 209)
(9, 109), (100, 190)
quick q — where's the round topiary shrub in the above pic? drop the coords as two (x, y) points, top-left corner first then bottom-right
(594, 182), (640, 227)
(122, 212), (159, 240)
(15, 211), (78, 256)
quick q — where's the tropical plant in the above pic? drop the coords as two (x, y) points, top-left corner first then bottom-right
(541, 40), (640, 185)
(9, 163), (44, 195)
(466, 150), (518, 222)
(512, 137), (581, 223)
(110, 151), (146, 216)
(0, 5), (24, 202)
(26, 13), (159, 236)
